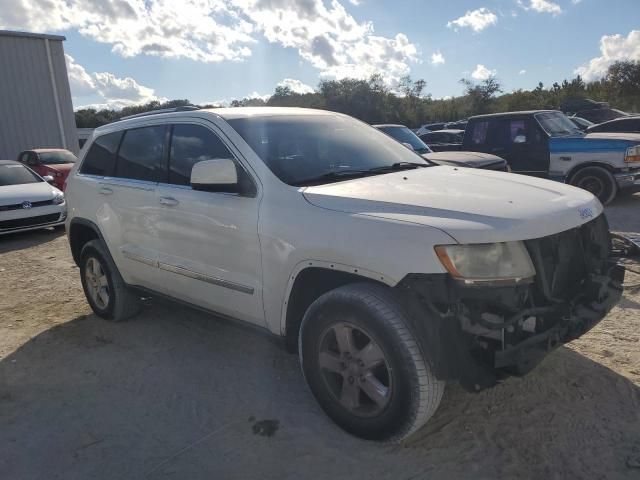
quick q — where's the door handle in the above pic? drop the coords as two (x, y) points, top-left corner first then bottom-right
(98, 187), (113, 195)
(159, 196), (179, 207)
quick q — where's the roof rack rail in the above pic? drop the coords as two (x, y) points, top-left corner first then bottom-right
(118, 106), (200, 121)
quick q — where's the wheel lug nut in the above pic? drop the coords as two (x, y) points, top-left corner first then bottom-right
(348, 376), (354, 384)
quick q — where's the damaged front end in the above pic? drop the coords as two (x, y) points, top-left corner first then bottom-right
(396, 214), (625, 392)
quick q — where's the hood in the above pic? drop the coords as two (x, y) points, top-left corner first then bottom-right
(550, 132), (640, 153)
(0, 182), (59, 206)
(302, 166), (602, 244)
(41, 163), (73, 173)
(422, 151), (506, 169)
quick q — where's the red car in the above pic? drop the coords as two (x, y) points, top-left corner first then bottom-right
(17, 149), (77, 191)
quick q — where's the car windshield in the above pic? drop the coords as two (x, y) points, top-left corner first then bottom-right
(227, 115), (433, 186)
(38, 151), (76, 164)
(376, 126), (432, 154)
(0, 164), (42, 186)
(535, 112), (583, 137)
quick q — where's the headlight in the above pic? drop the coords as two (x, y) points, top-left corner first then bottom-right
(435, 241), (535, 284)
(625, 145), (640, 163)
(52, 192), (65, 205)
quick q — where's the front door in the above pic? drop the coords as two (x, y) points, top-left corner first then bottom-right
(488, 118), (550, 177)
(153, 121), (264, 326)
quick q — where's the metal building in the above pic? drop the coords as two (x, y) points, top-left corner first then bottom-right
(0, 30), (78, 160)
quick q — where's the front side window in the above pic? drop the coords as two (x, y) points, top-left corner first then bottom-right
(169, 124), (234, 186)
(115, 126), (166, 182)
(0, 164), (42, 185)
(38, 151), (77, 165)
(80, 131), (123, 176)
(227, 115), (431, 186)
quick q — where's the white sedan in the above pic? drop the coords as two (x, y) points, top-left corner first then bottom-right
(0, 160), (67, 235)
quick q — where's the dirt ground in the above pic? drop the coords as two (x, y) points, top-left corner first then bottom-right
(1, 195), (639, 480)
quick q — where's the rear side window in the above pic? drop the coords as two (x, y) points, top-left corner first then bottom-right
(169, 124), (234, 186)
(470, 121), (489, 145)
(80, 131), (123, 176)
(115, 126), (166, 182)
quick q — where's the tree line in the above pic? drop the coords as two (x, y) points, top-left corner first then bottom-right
(75, 60), (640, 129)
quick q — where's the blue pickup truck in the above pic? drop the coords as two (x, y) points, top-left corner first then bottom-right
(462, 110), (640, 204)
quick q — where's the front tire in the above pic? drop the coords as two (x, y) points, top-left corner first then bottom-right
(80, 239), (140, 321)
(569, 166), (617, 205)
(299, 283), (444, 442)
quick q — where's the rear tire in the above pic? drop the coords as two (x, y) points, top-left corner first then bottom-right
(299, 283), (444, 442)
(569, 166), (617, 205)
(80, 239), (140, 321)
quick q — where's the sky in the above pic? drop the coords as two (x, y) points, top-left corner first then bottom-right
(1, 0), (638, 109)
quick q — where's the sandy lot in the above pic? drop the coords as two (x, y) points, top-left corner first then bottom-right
(1, 195), (639, 480)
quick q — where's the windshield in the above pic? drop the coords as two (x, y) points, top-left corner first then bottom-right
(0, 164), (43, 186)
(38, 151), (77, 164)
(535, 112), (583, 137)
(376, 126), (432, 154)
(227, 115), (432, 186)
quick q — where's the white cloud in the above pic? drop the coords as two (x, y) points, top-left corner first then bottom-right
(1, 0), (256, 62)
(431, 52), (445, 65)
(232, 0), (419, 85)
(574, 30), (640, 81)
(0, 0), (418, 87)
(348, 0), (362, 5)
(277, 78), (315, 94)
(518, 0), (562, 15)
(447, 8), (497, 32)
(65, 54), (165, 109)
(246, 91), (271, 101)
(519, 69), (527, 75)
(471, 64), (497, 80)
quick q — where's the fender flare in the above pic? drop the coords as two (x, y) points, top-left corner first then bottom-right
(279, 260), (396, 335)
(68, 218), (112, 266)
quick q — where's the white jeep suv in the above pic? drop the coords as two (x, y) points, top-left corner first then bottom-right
(65, 107), (624, 442)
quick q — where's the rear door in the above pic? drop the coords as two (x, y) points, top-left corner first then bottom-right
(153, 121), (265, 326)
(76, 125), (168, 291)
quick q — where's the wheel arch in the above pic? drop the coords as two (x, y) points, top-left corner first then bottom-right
(566, 161), (615, 183)
(68, 218), (106, 266)
(282, 262), (394, 352)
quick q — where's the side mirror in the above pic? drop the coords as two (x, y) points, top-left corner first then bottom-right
(514, 134), (527, 144)
(43, 175), (55, 184)
(190, 158), (239, 193)
(401, 142), (415, 151)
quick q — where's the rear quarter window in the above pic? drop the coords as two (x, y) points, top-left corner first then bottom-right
(80, 131), (123, 176)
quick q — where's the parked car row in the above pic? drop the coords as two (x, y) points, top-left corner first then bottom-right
(373, 124), (507, 171)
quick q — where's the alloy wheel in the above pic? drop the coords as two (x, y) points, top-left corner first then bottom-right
(317, 322), (392, 417)
(85, 257), (110, 309)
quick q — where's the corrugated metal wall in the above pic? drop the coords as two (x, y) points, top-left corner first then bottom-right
(0, 33), (79, 160)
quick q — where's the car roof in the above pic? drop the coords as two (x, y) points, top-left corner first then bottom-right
(424, 129), (464, 134)
(0, 159), (22, 166)
(372, 124), (407, 128)
(469, 110), (559, 120)
(22, 148), (70, 153)
(95, 107), (338, 134)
